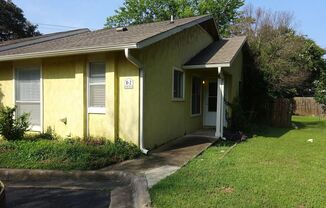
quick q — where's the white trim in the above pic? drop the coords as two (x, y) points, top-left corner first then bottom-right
(87, 61), (106, 115)
(215, 77), (223, 138)
(15, 101), (40, 104)
(172, 67), (185, 101)
(124, 48), (142, 67)
(30, 125), (41, 132)
(190, 75), (202, 116)
(124, 48), (149, 154)
(86, 63), (89, 138)
(183, 63), (230, 70)
(88, 107), (106, 114)
(14, 66), (42, 132)
(12, 65), (15, 108)
(0, 44), (137, 62)
(40, 63), (44, 133)
(220, 78), (225, 138)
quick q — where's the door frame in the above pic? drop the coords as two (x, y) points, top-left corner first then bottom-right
(203, 79), (218, 127)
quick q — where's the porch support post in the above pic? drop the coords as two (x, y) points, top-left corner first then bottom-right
(220, 78), (225, 138)
(215, 67), (224, 138)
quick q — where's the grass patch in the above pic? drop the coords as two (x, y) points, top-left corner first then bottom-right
(150, 116), (326, 208)
(0, 138), (141, 170)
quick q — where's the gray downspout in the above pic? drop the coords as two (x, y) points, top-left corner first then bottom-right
(124, 48), (149, 154)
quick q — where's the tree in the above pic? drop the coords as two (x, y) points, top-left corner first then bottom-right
(232, 5), (326, 122)
(315, 61), (326, 110)
(233, 5), (325, 98)
(0, 0), (40, 42)
(105, 0), (244, 36)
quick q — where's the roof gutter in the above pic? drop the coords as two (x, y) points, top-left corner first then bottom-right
(124, 48), (149, 155)
(183, 63), (231, 69)
(0, 44), (138, 62)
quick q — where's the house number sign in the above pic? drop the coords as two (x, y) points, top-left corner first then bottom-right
(124, 78), (134, 89)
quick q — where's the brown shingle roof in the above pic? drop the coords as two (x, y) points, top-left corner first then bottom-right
(0, 29), (90, 52)
(0, 15), (214, 61)
(184, 36), (246, 68)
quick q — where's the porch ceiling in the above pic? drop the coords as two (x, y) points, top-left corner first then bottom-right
(183, 36), (246, 69)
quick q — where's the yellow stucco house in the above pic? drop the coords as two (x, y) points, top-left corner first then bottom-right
(0, 15), (246, 153)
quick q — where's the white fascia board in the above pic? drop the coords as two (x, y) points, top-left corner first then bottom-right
(137, 16), (213, 49)
(183, 63), (230, 69)
(0, 44), (138, 62)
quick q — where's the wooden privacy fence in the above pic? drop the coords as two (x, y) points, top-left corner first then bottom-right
(269, 98), (293, 128)
(293, 97), (325, 117)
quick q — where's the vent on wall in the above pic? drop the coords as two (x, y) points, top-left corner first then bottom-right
(116, 27), (128, 32)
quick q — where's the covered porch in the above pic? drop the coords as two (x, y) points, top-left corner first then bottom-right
(183, 36), (246, 138)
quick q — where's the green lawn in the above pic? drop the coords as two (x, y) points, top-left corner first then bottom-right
(0, 138), (141, 170)
(150, 116), (326, 208)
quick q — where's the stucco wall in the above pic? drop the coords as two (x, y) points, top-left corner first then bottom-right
(0, 62), (13, 107)
(43, 56), (86, 138)
(224, 50), (243, 103)
(117, 52), (139, 145)
(0, 52), (139, 144)
(139, 25), (214, 148)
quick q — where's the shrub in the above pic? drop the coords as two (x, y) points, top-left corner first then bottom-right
(0, 106), (30, 140)
(230, 98), (248, 131)
(0, 138), (142, 170)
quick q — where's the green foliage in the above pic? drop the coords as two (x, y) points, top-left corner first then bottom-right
(233, 6), (326, 98)
(315, 66), (326, 110)
(150, 116), (326, 207)
(233, 6), (326, 123)
(230, 98), (248, 131)
(0, 106), (30, 141)
(0, 137), (141, 170)
(105, 0), (244, 36)
(0, 0), (40, 41)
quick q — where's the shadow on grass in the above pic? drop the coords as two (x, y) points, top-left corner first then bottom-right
(250, 117), (324, 138)
(292, 120), (321, 129)
(213, 139), (239, 148)
(252, 126), (292, 138)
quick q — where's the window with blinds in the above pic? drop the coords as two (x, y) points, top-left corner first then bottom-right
(192, 77), (201, 115)
(88, 63), (106, 113)
(15, 68), (41, 130)
(173, 68), (184, 100)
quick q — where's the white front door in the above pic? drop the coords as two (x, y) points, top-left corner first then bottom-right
(203, 81), (217, 126)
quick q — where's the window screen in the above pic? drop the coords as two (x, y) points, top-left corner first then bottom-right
(192, 77), (201, 115)
(173, 69), (184, 99)
(89, 63), (105, 108)
(15, 68), (41, 128)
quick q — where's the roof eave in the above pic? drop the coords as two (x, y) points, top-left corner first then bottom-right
(227, 36), (247, 66)
(183, 63), (231, 69)
(137, 15), (214, 49)
(0, 15), (215, 62)
(0, 44), (138, 62)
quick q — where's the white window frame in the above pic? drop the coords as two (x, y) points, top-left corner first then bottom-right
(14, 66), (42, 132)
(172, 67), (185, 101)
(191, 76), (202, 116)
(87, 62), (106, 114)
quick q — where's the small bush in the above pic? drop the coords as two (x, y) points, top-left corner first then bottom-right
(0, 138), (142, 170)
(0, 106), (30, 141)
(230, 99), (248, 131)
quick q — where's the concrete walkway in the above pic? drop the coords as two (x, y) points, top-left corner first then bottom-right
(102, 129), (217, 188)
